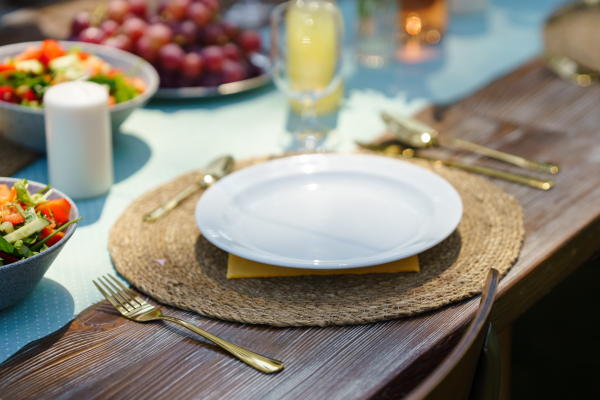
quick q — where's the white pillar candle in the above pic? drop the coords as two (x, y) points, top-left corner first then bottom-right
(44, 81), (114, 199)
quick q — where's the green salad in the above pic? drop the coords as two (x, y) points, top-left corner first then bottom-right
(0, 179), (81, 266)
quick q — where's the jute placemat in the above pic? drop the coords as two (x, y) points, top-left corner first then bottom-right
(109, 152), (524, 327)
(0, 138), (39, 177)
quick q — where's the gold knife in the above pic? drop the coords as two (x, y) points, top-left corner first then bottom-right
(356, 141), (555, 190)
(381, 111), (561, 174)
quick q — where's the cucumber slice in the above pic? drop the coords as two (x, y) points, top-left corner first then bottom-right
(3, 218), (50, 244)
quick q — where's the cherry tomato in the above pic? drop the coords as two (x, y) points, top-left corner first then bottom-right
(0, 185), (9, 204)
(21, 89), (37, 102)
(39, 40), (66, 66)
(0, 86), (17, 103)
(16, 86), (37, 102)
(39, 226), (65, 247)
(0, 64), (16, 72)
(36, 199), (71, 224)
(13, 46), (41, 62)
(0, 204), (25, 225)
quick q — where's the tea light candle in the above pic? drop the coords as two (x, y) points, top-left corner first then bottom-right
(44, 81), (114, 199)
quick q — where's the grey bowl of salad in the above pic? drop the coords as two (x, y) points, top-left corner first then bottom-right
(0, 177), (80, 311)
(0, 40), (159, 152)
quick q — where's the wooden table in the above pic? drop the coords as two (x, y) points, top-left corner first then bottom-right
(1, 59), (599, 399)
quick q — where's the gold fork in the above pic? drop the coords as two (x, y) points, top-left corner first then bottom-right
(93, 275), (284, 374)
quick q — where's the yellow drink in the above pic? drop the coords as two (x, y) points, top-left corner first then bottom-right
(286, 0), (343, 115)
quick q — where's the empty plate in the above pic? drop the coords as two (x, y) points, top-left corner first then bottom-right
(195, 153), (462, 269)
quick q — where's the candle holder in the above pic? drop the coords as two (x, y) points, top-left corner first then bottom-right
(399, 0), (448, 45)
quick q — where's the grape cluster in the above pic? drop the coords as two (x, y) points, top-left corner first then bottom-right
(70, 0), (263, 88)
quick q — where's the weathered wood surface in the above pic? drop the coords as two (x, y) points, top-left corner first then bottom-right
(2, 58), (600, 399)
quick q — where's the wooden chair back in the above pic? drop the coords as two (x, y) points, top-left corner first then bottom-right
(403, 268), (500, 400)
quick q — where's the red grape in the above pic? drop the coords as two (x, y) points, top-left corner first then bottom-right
(221, 59), (246, 83)
(200, 0), (219, 12)
(181, 52), (203, 77)
(159, 70), (177, 88)
(201, 22), (227, 45)
(244, 60), (260, 78)
(122, 17), (147, 41)
(201, 45), (225, 72)
(238, 30), (261, 52)
(146, 23), (173, 48)
(177, 75), (198, 88)
(222, 43), (241, 61)
(158, 43), (185, 71)
(200, 72), (223, 87)
(188, 44), (204, 55)
(100, 19), (120, 36)
(122, 12), (137, 20)
(103, 34), (134, 52)
(199, 72), (222, 87)
(174, 20), (198, 46)
(165, 0), (191, 21)
(222, 21), (239, 40)
(128, 0), (148, 17)
(107, 0), (130, 23)
(71, 11), (91, 36)
(135, 35), (158, 61)
(147, 15), (163, 25)
(187, 2), (210, 27)
(79, 27), (106, 44)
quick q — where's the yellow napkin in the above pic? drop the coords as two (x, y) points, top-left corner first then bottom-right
(227, 254), (419, 279)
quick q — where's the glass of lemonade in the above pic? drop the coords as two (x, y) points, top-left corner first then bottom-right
(270, 0), (344, 151)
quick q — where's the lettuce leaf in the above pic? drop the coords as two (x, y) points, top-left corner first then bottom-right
(0, 235), (15, 254)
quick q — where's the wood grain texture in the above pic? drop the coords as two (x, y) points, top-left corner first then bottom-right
(2, 58), (600, 400)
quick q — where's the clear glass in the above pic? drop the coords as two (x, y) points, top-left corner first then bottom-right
(270, 0), (344, 151)
(356, 0), (397, 68)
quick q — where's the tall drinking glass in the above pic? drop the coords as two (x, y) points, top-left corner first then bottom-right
(270, 0), (344, 151)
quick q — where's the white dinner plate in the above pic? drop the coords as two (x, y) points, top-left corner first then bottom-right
(195, 153), (463, 269)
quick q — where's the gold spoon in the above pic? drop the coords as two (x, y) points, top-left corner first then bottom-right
(356, 141), (555, 190)
(381, 111), (561, 174)
(144, 155), (235, 222)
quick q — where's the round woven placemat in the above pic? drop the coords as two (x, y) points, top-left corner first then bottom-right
(109, 152), (524, 327)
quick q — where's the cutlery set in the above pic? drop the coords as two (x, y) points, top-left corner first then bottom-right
(355, 142), (555, 191)
(95, 110), (558, 374)
(367, 111), (560, 190)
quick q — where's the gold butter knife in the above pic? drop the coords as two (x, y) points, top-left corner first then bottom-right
(356, 141), (555, 190)
(381, 111), (561, 174)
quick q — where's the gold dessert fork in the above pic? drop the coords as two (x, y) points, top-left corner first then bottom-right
(93, 274), (284, 374)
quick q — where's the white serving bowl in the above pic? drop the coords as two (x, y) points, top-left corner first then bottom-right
(0, 41), (159, 152)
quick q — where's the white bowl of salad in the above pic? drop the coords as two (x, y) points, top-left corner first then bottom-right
(0, 178), (81, 310)
(0, 40), (159, 152)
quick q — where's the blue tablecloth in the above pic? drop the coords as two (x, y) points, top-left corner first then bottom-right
(1, 0), (566, 363)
